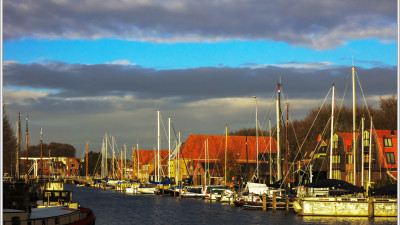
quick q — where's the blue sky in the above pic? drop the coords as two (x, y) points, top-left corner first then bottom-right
(4, 39), (396, 69)
(3, 0), (397, 155)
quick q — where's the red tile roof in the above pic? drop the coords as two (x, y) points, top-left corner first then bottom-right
(337, 132), (359, 152)
(137, 149), (168, 165)
(180, 134), (277, 164)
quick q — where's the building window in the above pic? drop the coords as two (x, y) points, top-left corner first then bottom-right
(364, 154), (370, 164)
(333, 170), (340, 179)
(364, 130), (370, 146)
(346, 155), (353, 164)
(332, 134), (338, 149)
(71, 163), (75, 168)
(385, 152), (396, 165)
(332, 155), (340, 164)
(346, 172), (353, 183)
(384, 138), (393, 147)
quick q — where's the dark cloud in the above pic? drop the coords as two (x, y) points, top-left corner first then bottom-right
(4, 0), (396, 49)
(3, 61), (396, 154)
(4, 62), (396, 101)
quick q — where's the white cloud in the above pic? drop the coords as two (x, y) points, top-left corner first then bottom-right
(3, 89), (48, 105)
(106, 60), (137, 66)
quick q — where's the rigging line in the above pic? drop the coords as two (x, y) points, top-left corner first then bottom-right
(160, 114), (170, 147)
(334, 73), (350, 132)
(313, 118), (334, 182)
(260, 86), (279, 131)
(293, 87), (332, 186)
(371, 124), (387, 181)
(92, 151), (102, 177)
(355, 70), (372, 118)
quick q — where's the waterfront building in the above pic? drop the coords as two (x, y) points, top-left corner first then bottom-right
(173, 134), (277, 186)
(299, 130), (397, 188)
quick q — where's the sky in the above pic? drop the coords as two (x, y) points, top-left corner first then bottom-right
(2, 0), (397, 158)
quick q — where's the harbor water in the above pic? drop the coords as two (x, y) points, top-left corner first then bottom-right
(67, 184), (397, 225)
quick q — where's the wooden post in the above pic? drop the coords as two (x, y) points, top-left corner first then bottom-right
(285, 195), (289, 213)
(272, 193), (277, 212)
(179, 188), (182, 200)
(162, 186), (164, 196)
(185, 187), (187, 199)
(262, 194), (267, 211)
(251, 192), (254, 202)
(173, 187), (176, 197)
(368, 197), (374, 218)
(210, 193), (212, 202)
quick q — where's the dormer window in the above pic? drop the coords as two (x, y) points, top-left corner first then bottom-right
(363, 130), (370, 146)
(384, 138), (393, 147)
(332, 134), (338, 149)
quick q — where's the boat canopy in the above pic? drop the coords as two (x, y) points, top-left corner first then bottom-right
(370, 184), (397, 197)
(304, 179), (364, 193)
(149, 179), (171, 185)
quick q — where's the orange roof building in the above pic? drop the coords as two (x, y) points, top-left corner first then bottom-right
(177, 134), (278, 185)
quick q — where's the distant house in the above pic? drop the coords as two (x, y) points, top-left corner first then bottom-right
(177, 134), (277, 186)
(354, 129), (397, 187)
(300, 130), (397, 187)
(133, 149), (169, 183)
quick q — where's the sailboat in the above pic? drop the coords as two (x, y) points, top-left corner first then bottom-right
(233, 84), (292, 209)
(293, 66), (397, 217)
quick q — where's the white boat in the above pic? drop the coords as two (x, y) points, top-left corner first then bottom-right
(125, 183), (140, 194)
(219, 189), (235, 203)
(138, 183), (157, 194)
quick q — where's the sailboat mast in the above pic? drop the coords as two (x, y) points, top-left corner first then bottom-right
(368, 117), (373, 193)
(86, 142), (89, 180)
(269, 119), (272, 185)
(25, 116), (29, 178)
(124, 144), (126, 180)
(352, 66), (356, 185)
(177, 132), (180, 183)
(254, 95), (259, 180)
(285, 103), (289, 180)
(17, 112), (21, 178)
(276, 84), (282, 181)
(40, 127), (43, 178)
(329, 83), (335, 179)
(112, 136), (115, 179)
(157, 110), (160, 182)
(101, 138), (105, 178)
(361, 117), (365, 186)
(168, 117), (171, 179)
(204, 139), (207, 187)
(105, 134), (108, 178)
(225, 125), (228, 186)
(137, 142), (140, 181)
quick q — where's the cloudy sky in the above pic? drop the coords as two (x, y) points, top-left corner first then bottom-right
(3, 0), (397, 157)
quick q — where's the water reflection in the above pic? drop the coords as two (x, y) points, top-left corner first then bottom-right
(301, 216), (397, 225)
(67, 185), (397, 225)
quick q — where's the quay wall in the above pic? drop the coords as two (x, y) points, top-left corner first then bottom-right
(300, 198), (397, 217)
